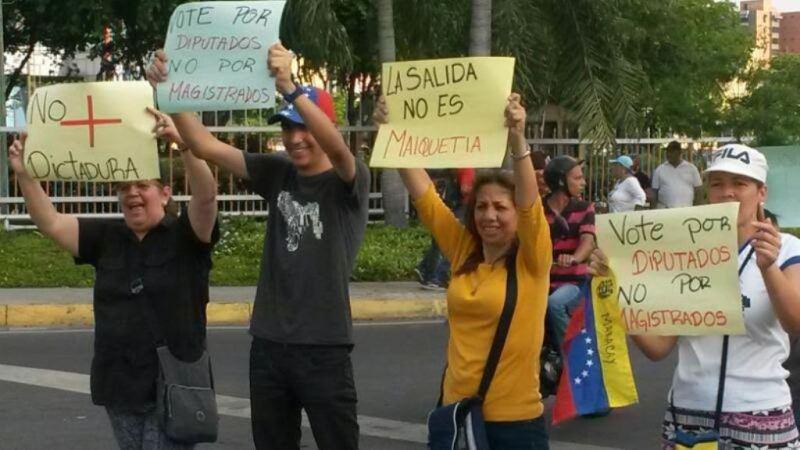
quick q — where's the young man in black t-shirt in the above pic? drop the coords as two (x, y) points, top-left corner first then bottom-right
(148, 43), (370, 449)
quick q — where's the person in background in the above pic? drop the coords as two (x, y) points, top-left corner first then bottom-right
(651, 140), (703, 209)
(532, 150), (550, 196)
(542, 156), (596, 350)
(456, 168), (476, 215)
(771, 210), (800, 427)
(631, 154), (653, 207)
(607, 155), (647, 213)
(415, 169), (461, 290)
(7, 111), (218, 450)
(376, 92), (553, 448)
(591, 145), (800, 449)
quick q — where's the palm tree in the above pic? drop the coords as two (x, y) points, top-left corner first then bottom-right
(376, 0), (409, 227)
(469, 0), (492, 56)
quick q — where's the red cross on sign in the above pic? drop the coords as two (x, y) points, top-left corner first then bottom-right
(60, 95), (122, 147)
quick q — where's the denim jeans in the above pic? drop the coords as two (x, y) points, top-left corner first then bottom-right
(106, 405), (193, 450)
(249, 337), (359, 450)
(416, 240), (451, 285)
(547, 284), (584, 349)
(485, 417), (549, 450)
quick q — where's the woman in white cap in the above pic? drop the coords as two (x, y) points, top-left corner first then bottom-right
(607, 155), (647, 213)
(590, 144), (800, 449)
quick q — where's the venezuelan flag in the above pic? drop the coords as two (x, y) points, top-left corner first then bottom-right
(552, 275), (639, 424)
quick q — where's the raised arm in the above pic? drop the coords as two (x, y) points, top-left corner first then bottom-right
(149, 108), (218, 243)
(505, 93), (538, 208)
(372, 95), (431, 198)
(269, 43), (355, 182)
(7, 135), (78, 256)
(146, 50), (248, 179)
(753, 219), (800, 334)
(588, 247), (678, 360)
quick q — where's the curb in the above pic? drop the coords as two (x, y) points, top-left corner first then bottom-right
(0, 298), (448, 328)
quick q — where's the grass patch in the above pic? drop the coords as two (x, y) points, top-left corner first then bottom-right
(0, 218), (433, 287)
(3, 219), (795, 288)
(0, 230), (95, 287)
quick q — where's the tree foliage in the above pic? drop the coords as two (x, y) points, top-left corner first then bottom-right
(625, 0), (752, 136)
(2, 0), (103, 97)
(3, 0), (753, 145)
(727, 54), (800, 146)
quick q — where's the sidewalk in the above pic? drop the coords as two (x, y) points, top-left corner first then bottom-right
(0, 282), (447, 328)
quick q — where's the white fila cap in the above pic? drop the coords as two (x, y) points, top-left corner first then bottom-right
(705, 144), (768, 184)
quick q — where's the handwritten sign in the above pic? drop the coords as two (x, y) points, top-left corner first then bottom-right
(157, 1), (286, 112)
(370, 57), (515, 168)
(596, 203), (744, 335)
(25, 82), (159, 182)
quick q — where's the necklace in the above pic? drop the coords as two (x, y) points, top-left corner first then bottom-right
(469, 260), (502, 296)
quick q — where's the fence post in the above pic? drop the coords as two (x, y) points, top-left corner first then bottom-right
(0, 3), (7, 217)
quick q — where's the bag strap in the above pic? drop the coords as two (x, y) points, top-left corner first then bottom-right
(713, 245), (756, 429)
(669, 244), (756, 430)
(476, 250), (518, 400)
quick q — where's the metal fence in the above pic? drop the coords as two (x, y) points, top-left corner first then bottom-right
(0, 123), (741, 230)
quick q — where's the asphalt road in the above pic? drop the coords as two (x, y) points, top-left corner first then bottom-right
(0, 321), (676, 449)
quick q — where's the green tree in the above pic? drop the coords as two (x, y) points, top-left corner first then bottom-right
(728, 54), (800, 146)
(91, 0), (191, 77)
(626, 0), (752, 137)
(469, 0), (492, 56)
(2, 0), (102, 97)
(375, 0), (409, 228)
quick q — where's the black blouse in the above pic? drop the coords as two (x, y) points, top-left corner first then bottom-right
(75, 210), (218, 412)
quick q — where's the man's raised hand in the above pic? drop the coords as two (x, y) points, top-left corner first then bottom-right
(145, 50), (169, 89)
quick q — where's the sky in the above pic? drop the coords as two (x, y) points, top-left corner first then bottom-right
(767, 0), (799, 12)
(733, 0), (800, 12)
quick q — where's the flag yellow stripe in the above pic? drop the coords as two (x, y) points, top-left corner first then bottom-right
(592, 275), (639, 407)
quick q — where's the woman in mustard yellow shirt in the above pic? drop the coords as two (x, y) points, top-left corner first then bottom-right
(375, 94), (552, 449)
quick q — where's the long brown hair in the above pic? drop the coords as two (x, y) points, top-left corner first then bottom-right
(455, 170), (519, 276)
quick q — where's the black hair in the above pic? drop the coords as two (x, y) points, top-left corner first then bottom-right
(455, 170), (519, 276)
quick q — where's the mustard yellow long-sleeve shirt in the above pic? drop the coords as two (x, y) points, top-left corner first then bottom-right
(414, 184), (552, 421)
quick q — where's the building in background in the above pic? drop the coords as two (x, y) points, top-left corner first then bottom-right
(3, 38), (129, 127)
(779, 11), (800, 53)
(740, 0), (782, 63)
(727, 0), (783, 99)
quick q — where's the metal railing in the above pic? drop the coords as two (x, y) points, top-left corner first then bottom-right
(0, 124), (743, 230)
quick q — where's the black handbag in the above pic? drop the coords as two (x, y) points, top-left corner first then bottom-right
(427, 254), (518, 449)
(137, 280), (219, 444)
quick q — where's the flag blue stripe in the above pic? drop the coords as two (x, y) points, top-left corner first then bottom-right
(566, 280), (610, 415)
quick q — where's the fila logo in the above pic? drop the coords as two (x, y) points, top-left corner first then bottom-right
(718, 146), (751, 165)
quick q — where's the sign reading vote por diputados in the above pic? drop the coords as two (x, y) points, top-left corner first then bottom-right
(370, 57), (515, 168)
(157, 1), (286, 112)
(596, 203), (744, 336)
(25, 82), (159, 182)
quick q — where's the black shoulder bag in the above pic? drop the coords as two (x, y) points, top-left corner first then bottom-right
(669, 246), (756, 449)
(427, 257), (518, 450)
(136, 281), (219, 444)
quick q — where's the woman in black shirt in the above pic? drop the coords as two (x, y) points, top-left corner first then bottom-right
(7, 109), (218, 450)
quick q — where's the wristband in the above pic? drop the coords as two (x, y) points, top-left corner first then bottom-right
(283, 85), (304, 104)
(512, 148), (532, 160)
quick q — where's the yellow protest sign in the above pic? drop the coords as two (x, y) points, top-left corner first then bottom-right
(370, 57), (515, 168)
(596, 203), (744, 335)
(25, 81), (159, 182)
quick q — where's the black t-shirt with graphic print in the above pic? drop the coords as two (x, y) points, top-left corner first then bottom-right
(244, 152), (370, 345)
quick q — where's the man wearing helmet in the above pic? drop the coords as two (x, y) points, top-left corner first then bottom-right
(542, 156), (596, 350)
